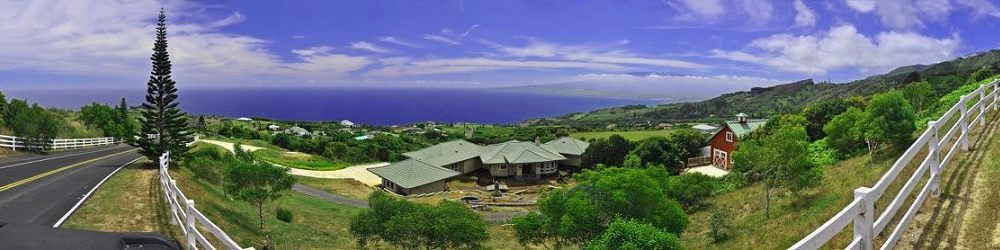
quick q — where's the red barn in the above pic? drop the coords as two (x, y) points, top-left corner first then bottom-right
(707, 113), (767, 169)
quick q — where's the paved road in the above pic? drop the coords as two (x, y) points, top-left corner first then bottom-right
(0, 145), (140, 226)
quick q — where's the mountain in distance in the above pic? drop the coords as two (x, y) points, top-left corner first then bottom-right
(494, 71), (781, 102)
(530, 49), (1000, 127)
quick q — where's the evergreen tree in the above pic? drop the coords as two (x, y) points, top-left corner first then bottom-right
(138, 9), (191, 160)
(117, 98), (136, 143)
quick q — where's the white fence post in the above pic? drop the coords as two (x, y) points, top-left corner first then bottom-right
(927, 121), (941, 197)
(853, 187), (874, 250)
(185, 199), (197, 249)
(980, 85), (987, 128)
(959, 95), (970, 151)
(10, 137), (15, 152)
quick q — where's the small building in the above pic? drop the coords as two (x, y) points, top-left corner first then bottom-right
(340, 120), (355, 127)
(368, 137), (590, 196)
(692, 124), (719, 134)
(267, 124), (281, 131)
(354, 134), (374, 141)
(284, 126), (312, 137)
(707, 113), (766, 170)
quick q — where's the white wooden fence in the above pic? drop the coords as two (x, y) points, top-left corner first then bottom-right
(791, 79), (1000, 250)
(0, 135), (119, 151)
(159, 152), (254, 250)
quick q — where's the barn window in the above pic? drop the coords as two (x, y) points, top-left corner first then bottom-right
(726, 132), (734, 142)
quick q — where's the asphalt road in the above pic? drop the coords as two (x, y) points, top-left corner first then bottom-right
(0, 145), (140, 226)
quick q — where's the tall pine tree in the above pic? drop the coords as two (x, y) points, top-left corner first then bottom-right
(138, 9), (191, 161)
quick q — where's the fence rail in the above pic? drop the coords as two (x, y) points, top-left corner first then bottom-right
(159, 152), (253, 250)
(790, 79), (1000, 250)
(0, 135), (120, 151)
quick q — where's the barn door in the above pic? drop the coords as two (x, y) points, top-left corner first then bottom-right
(712, 149), (728, 168)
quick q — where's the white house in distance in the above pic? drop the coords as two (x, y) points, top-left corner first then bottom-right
(267, 124), (281, 131)
(340, 120), (355, 127)
(284, 126), (312, 137)
(692, 124), (719, 134)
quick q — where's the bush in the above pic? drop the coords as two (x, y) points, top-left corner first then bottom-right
(708, 209), (732, 243)
(276, 207), (293, 223)
(665, 173), (718, 209)
(807, 138), (838, 166)
(716, 172), (748, 193)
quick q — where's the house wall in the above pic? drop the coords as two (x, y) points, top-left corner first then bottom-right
(560, 155), (582, 167)
(707, 126), (738, 169)
(488, 163), (517, 177)
(404, 180), (447, 195)
(443, 158), (481, 174)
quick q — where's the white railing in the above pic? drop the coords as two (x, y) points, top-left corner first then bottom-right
(0, 135), (120, 151)
(791, 79), (1000, 250)
(159, 152), (254, 250)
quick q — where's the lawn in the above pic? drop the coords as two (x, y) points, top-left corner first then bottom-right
(63, 159), (183, 242)
(571, 129), (673, 141)
(254, 148), (351, 171)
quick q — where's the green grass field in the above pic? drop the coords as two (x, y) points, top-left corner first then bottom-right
(571, 129), (673, 141)
(253, 148), (351, 171)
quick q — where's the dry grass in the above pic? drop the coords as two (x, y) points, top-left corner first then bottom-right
(295, 176), (375, 201)
(63, 159), (183, 242)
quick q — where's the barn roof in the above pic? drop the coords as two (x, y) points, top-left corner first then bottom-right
(724, 119), (768, 138)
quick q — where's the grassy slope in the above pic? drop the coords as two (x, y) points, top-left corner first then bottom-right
(570, 129), (673, 141)
(254, 148), (350, 171)
(295, 176), (374, 201)
(63, 159), (182, 241)
(682, 153), (904, 249)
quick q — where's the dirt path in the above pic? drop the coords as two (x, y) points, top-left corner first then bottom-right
(197, 139), (267, 153)
(895, 114), (1000, 249)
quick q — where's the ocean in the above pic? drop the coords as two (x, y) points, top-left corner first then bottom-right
(5, 87), (661, 125)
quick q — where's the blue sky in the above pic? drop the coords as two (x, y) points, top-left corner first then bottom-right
(1, 0), (999, 91)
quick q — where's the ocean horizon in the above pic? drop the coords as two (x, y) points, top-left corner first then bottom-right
(4, 87), (662, 126)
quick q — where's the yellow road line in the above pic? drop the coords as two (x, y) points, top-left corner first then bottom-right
(0, 149), (138, 192)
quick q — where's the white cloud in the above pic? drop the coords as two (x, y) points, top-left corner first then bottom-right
(494, 41), (709, 70)
(422, 34), (460, 45)
(794, 0), (817, 28)
(845, 0), (876, 12)
(846, 0), (998, 30)
(711, 25), (959, 74)
(955, 0), (1000, 18)
(378, 36), (420, 48)
(350, 41), (391, 53)
(0, 0), (373, 86)
(740, 0), (773, 26)
(674, 0), (725, 20)
(366, 40), (709, 77)
(366, 57), (628, 77)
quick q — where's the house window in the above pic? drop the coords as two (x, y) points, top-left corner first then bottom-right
(498, 164), (507, 170)
(726, 132), (734, 142)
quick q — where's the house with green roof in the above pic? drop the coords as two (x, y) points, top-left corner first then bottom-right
(706, 113), (767, 170)
(368, 137), (590, 195)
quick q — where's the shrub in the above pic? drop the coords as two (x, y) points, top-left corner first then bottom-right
(708, 209), (732, 243)
(276, 207), (293, 223)
(665, 173), (718, 209)
(716, 172), (748, 193)
(807, 138), (838, 166)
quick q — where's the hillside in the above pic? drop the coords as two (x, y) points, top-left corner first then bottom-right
(530, 49), (1000, 128)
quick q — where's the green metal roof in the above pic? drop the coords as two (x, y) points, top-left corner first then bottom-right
(367, 159), (460, 189)
(724, 119), (768, 139)
(542, 137), (590, 156)
(480, 141), (566, 164)
(401, 139), (484, 166)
